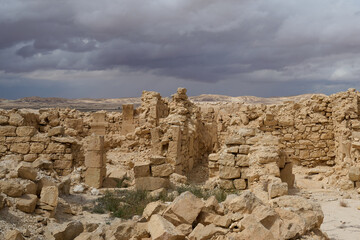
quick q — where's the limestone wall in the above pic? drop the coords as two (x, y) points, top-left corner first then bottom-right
(200, 88), (360, 169)
(1, 88), (360, 190)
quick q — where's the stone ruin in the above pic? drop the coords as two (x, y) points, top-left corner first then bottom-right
(1, 87), (360, 239)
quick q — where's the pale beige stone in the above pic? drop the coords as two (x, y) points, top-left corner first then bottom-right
(163, 191), (204, 225)
(152, 163), (173, 177)
(219, 165), (241, 179)
(5, 229), (24, 240)
(349, 166), (360, 181)
(46, 142), (66, 153)
(30, 142), (45, 153)
(48, 126), (64, 137)
(133, 162), (151, 178)
(85, 167), (106, 188)
(40, 186), (59, 208)
(18, 163), (37, 181)
(268, 182), (288, 199)
(135, 177), (169, 191)
(16, 194), (38, 213)
(148, 214), (185, 240)
(234, 179), (247, 190)
(10, 143), (30, 154)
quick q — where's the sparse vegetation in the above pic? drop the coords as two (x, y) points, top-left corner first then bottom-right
(91, 185), (233, 219)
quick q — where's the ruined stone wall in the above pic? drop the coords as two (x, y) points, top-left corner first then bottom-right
(1, 88), (360, 190)
(201, 89), (360, 169)
(0, 109), (87, 176)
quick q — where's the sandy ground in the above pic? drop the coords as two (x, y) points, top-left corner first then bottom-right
(320, 197), (360, 240)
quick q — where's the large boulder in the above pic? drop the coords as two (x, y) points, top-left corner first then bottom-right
(163, 191), (204, 225)
(148, 214), (185, 240)
(45, 221), (84, 240)
(16, 194), (38, 213)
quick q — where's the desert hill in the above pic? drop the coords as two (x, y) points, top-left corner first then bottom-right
(0, 93), (317, 110)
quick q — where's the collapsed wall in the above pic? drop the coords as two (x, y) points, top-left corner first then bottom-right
(1, 88), (360, 192)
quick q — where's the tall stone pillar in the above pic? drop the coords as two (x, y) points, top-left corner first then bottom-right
(85, 135), (106, 188)
(121, 104), (135, 135)
(90, 112), (107, 136)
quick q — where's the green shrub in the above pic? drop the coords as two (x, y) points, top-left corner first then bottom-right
(92, 185), (234, 219)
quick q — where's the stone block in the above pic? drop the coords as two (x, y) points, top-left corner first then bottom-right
(46, 143), (66, 153)
(84, 150), (104, 168)
(268, 182), (288, 199)
(219, 166), (241, 179)
(149, 155), (166, 165)
(152, 164), (174, 177)
(0, 179), (24, 197)
(30, 143), (45, 154)
(133, 162), (151, 178)
(54, 160), (72, 170)
(122, 104), (134, 121)
(0, 115), (8, 125)
(208, 153), (219, 161)
(10, 143), (30, 154)
(4, 230), (25, 240)
(235, 154), (249, 167)
(18, 163), (37, 181)
(148, 214), (184, 240)
(225, 136), (245, 145)
(238, 145), (250, 154)
(23, 154), (37, 162)
(86, 135), (104, 151)
(349, 166), (360, 181)
(219, 179), (234, 189)
(48, 126), (65, 137)
(9, 113), (24, 126)
(234, 179), (247, 190)
(226, 146), (239, 154)
(135, 177), (169, 191)
(85, 167), (106, 188)
(40, 186), (59, 208)
(16, 194), (38, 213)
(16, 126), (36, 137)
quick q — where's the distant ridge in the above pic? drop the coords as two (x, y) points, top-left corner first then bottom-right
(0, 93), (317, 110)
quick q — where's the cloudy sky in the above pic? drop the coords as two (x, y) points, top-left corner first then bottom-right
(1, 0), (360, 99)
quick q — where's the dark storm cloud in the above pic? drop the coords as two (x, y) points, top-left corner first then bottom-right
(1, 0), (360, 98)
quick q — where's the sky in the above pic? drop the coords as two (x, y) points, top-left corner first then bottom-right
(1, 0), (360, 99)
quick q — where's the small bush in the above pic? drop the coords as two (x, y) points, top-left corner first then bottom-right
(92, 185), (234, 219)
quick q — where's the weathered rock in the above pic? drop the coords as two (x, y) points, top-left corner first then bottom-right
(268, 182), (288, 199)
(0, 180), (24, 197)
(148, 214), (185, 240)
(143, 201), (167, 220)
(219, 166), (241, 179)
(18, 163), (37, 181)
(16, 194), (38, 213)
(45, 221), (84, 240)
(188, 223), (227, 240)
(152, 163), (174, 177)
(4, 229), (24, 240)
(225, 191), (263, 214)
(40, 186), (58, 209)
(108, 220), (136, 240)
(133, 162), (151, 178)
(48, 126), (64, 137)
(135, 177), (169, 191)
(16, 126), (36, 137)
(163, 191), (204, 225)
(349, 166), (360, 181)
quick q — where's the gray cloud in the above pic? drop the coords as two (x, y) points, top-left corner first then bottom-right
(1, 0), (360, 98)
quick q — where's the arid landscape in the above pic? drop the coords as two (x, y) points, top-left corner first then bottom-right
(1, 88), (360, 240)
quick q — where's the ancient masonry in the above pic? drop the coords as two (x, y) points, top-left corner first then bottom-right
(1, 88), (360, 192)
